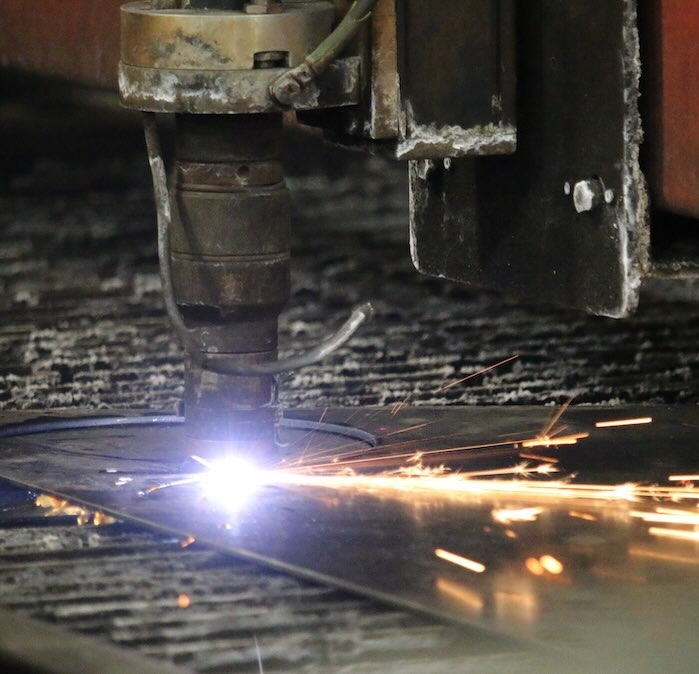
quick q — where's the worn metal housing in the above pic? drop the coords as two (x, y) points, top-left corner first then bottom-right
(121, 1), (335, 70)
(408, 0), (649, 317)
(118, 1), (360, 114)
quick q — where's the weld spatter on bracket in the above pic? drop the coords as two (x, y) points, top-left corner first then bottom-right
(397, 102), (516, 160)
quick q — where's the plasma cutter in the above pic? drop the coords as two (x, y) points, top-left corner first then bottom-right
(119, 0), (370, 460)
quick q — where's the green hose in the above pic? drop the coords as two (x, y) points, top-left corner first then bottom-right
(270, 0), (379, 106)
(305, 0), (377, 74)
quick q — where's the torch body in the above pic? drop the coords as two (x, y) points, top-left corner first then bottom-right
(171, 114), (290, 461)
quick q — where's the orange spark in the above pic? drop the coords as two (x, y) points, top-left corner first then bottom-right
(76, 512), (91, 527)
(301, 436), (528, 472)
(656, 506), (699, 516)
(180, 535), (196, 549)
(526, 555), (563, 575)
(519, 452), (559, 463)
(648, 527), (699, 542)
(93, 511), (116, 527)
(277, 468), (699, 504)
(35, 494), (114, 526)
(525, 557), (544, 576)
(540, 396), (574, 439)
(177, 593), (191, 609)
(568, 511), (597, 522)
(293, 430), (465, 469)
(631, 510), (699, 526)
(433, 355), (519, 393)
(492, 506), (543, 524)
(516, 397), (582, 450)
(460, 463), (558, 479)
(521, 432), (589, 448)
(35, 494), (84, 517)
(539, 555), (564, 575)
(435, 548), (486, 573)
(384, 422), (431, 437)
(298, 407), (329, 461)
(144, 476), (199, 494)
(390, 399), (409, 416)
(595, 417), (653, 429)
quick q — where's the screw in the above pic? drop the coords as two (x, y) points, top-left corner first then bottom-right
(604, 189), (615, 204)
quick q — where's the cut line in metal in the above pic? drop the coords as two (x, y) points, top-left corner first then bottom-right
(0, 414), (377, 447)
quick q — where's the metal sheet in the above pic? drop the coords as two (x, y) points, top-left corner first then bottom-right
(396, 0), (516, 158)
(0, 406), (698, 672)
(409, 0), (649, 317)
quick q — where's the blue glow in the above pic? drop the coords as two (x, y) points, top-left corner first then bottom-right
(194, 455), (263, 512)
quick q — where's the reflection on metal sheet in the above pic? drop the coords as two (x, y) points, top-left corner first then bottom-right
(0, 406), (698, 672)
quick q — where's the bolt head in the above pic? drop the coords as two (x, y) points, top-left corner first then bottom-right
(563, 181), (571, 195)
(604, 189), (615, 204)
(573, 180), (603, 213)
(271, 77), (301, 107)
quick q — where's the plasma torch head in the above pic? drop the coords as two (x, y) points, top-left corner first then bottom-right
(120, 1), (369, 466)
(172, 114), (290, 465)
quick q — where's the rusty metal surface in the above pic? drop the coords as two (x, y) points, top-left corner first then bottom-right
(641, 0), (699, 219)
(119, 58), (360, 114)
(118, 1), (360, 114)
(0, 0), (122, 88)
(120, 1), (334, 70)
(328, 0), (400, 141)
(1, 406), (699, 673)
(362, 0), (399, 139)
